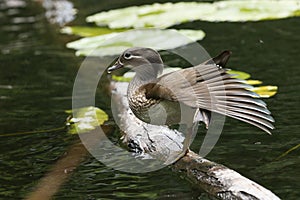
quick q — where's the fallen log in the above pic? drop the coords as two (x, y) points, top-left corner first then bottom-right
(111, 81), (280, 200)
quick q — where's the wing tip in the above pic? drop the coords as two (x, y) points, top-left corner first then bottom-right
(212, 50), (232, 68)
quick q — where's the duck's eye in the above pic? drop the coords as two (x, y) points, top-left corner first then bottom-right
(124, 52), (132, 59)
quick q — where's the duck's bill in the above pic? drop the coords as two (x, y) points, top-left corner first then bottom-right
(107, 61), (124, 73)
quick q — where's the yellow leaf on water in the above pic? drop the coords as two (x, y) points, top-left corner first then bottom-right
(66, 106), (108, 134)
(112, 75), (132, 82)
(246, 79), (263, 85)
(227, 70), (251, 80)
(249, 86), (278, 98)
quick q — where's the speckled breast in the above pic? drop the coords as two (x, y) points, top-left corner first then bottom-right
(128, 90), (158, 122)
(128, 89), (181, 125)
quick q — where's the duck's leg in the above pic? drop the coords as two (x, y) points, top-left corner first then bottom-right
(170, 121), (199, 163)
(173, 105), (199, 160)
(181, 121), (199, 154)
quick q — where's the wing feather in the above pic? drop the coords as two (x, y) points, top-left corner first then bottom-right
(143, 52), (274, 134)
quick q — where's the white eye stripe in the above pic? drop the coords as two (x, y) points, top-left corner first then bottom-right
(130, 55), (142, 58)
(123, 53), (142, 60)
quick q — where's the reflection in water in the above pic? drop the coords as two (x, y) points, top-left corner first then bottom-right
(0, 0), (26, 9)
(42, 0), (76, 26)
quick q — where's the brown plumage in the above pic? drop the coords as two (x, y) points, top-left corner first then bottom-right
(108, 47), (274, 135)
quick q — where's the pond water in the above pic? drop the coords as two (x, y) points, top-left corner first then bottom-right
(0, 0), (299, 199)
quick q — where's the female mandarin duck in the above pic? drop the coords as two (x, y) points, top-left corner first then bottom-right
(108, 47), (274, 153)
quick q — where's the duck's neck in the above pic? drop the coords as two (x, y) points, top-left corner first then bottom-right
(128, 73), (156, 96)
(128, 64), (162, 96)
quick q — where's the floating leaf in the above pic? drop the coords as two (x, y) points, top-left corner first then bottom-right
(228, 69), (251, 80)
(66, 29), (205, 57)
(249, 86), (278, 98)
(61, 26), (128, 37)
(66, 106), (108, 134)
(246, 80), (262, 85)
(227, 71), (277, 97)
(87, 1), (300, 29)
(111, 75), (132, 82)
(66, 32), (120, 52)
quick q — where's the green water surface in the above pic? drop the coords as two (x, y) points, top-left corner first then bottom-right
(0, 0), (299, 199)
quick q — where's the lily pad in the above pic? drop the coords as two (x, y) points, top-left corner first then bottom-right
(227, 70), (277, 97)
(61, 26), (128, 37)
(87, 1), (300, 29)
(66, 29), (205, 57)
(246, 80), (262, 85)
(111, 75), (132, 82)
(66, 106), (108, 134)
(228, 69), (251, 80)
(249, 86), (278, 98)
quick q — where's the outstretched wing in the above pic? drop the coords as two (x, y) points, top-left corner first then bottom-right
(143, 51), (274, 134)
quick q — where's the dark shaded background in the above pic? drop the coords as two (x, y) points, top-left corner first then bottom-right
(0, 0), (299, 199)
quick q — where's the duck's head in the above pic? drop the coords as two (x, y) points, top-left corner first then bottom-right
(107, 47), (163, 78)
